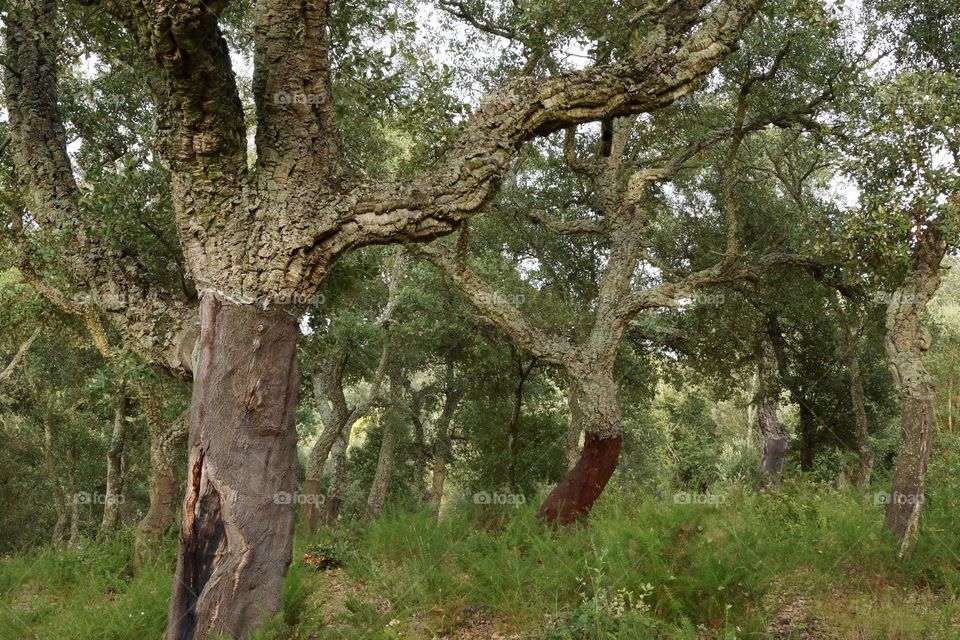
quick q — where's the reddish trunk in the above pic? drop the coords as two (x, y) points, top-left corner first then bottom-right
(537, 433), (622, 525)
(538, 370), (622, 525)
(165, 295), (300, 640)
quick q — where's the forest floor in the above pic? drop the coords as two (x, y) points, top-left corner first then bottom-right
(4, 476), (960, 639)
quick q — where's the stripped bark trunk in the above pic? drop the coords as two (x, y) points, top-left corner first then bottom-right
(165, 295), (300, 640)
(757, 339), (789, 485)
(136, 407), (189, 562)
(538, 371), (622, 525)
(884, 226), (946, 556)
(100, 394), (130, 538)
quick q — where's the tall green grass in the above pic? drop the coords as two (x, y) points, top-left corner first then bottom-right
(4, 477), (960, 639)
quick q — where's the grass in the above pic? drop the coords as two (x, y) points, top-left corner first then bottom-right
(4, 480), (960, 639)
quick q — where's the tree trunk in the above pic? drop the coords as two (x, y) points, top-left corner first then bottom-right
(66, 445), (80, 548)
(323, 429), (350, 527)
(410, 389), (428, 501)
(884, 226), (946, 556)
(100, 394), (130, 538)
(365, 414), (398, 520)
(427, 362), (462, 518)
(165, 295), (300, 640)
(302, 416), (345, 534)
(797, 402), (815, 472)
(136, 406), (188, 562)
(507, 355), (535, 490)
(43, 420), (68, 548)
(841, 327), (874, 489)
(428, 431), (450, 517)
(538, 371), (622, 525)
(757, 339), (789, 484)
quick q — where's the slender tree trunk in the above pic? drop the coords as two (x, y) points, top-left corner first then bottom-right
(43, 420), (68, 548)
(410, 390), (428, 501)
(165, 295), (300, 640)
(100, 394), (129, 538)
(884, 226), (946, 555)
(302, 415), (346, 533)
(507, 356), (535, 490)
(428, 430), (450, 517)
(840, 326), (874, 489)
(323, 428), (350, 527)
(427, 361), (462, 517)
(757, 339), (789, 484)
(136, 406), (188, 562)
(366, 414), (398, 520)
(538, 370), (622, 525)
(66, 446), (80, 548)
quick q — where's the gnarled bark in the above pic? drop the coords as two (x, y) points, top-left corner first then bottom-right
(100, 394), (130, 537)
(165, 295), (300, 640)
(136, 406), (189, 562)
(840, 323), (874, 489)
(757, 339), (789, 484)
(884, 225), (946, 556)
(323, 429), (350, 527)
(366, 367), (403, 521)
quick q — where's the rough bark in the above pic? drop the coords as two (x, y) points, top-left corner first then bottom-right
(323, 429), (350, 527)
(100, 394), (130, 537)
(841, 324), (874, 489)
(538, 371), (623, 525)
(507, 354), (536, 489)
(366, 368), (403, 520)
(136, 406), (189, 561)
(3, 1), (196, 376)
(426, 359), (463, 516)
(43, 420), (68, 548)
(757, 339), (789, 483)
(884, 225), (947, 556)
(0, 327), (40, 385)
(7, 0), (770, 635)
(165, 295), (300, 640)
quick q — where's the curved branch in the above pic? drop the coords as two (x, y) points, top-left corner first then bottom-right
(413, 243), (576, 366)
(3, 0), (196, 375)
(290, 0), (764, 288)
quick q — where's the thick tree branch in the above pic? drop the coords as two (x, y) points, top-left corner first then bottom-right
(0, 326), (41, 385)
(413, 243), (576, 366)
(3, 0), (197, 376)
(289, 0), (764, 291)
